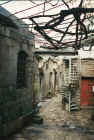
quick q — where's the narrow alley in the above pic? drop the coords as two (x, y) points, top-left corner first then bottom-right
(8, 94), (94, 140)
(1, 1), (94, 139)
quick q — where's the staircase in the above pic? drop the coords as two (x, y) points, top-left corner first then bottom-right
(61, 58), (80, 112)
(60, 85), (80, 111)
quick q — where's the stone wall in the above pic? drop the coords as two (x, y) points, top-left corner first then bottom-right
(0, 22), (38, 136)
(38, 58), (56, 98)
(81, 59), (94, 77)
(37, 57), (63, 99)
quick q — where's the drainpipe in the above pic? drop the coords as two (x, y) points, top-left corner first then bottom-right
(69, 58), (72, 112)
(69, 58), (71, 84)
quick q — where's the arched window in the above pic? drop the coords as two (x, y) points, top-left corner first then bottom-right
(16, 51), (28, 88)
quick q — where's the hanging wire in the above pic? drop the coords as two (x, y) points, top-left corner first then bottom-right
(4, 0), (74, 29)
(0, 0), (13, 6)
(29, 0), (37, 5)
(43, 0), (46, 15)
(8, 0), (52, 17)
(16, 2), (68, 20)
(0, 0), (94, 49)
(47, 0), (60, 7)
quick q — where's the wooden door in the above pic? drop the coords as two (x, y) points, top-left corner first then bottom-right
(88, 80), (94, 105)
(81, 79), (88, 105)
(81, 79), (94, 106)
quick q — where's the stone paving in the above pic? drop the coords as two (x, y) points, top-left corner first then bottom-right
(8, 94), (94, 140)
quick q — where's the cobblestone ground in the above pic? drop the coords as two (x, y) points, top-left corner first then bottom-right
(8, 94), (94, 140)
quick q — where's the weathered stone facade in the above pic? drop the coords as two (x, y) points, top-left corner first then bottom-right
(0, 13), (39, 136)
(37, 57), (63, 99)
(81, 58), (94, 77)
(61, 55), (94, 110)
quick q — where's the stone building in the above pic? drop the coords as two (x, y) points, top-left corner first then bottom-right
(37, 57), (62, 99)
(35, 48), (78, 101)
(80, 58), (94, 107)
(61, 51), (94, 111)
(0, 7), (39, 136)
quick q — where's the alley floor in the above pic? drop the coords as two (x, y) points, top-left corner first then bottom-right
(8, 94), (94, 140)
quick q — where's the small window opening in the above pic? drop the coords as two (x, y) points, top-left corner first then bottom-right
(16, 51), (28, 88)
(46, 63), (48, 69)
(65, 60), (69, 68)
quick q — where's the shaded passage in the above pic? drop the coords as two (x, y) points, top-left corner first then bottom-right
(8, 95), (94, 140)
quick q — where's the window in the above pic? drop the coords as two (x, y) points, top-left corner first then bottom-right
(49, 72), (52, 89)
(65, 60), (69, 68)
(16, 51), (28, 88)
(46, 63), (48, 69)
